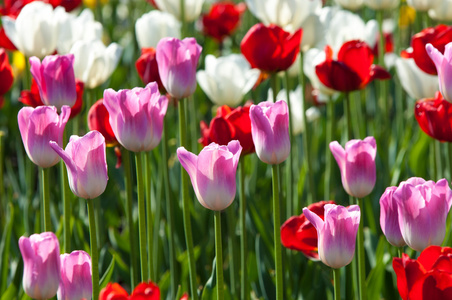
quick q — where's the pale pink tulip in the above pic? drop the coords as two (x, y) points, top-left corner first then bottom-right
(380, 186), (406, 247)
(426, 42), (452, 102)
(57, 250), (92, 300)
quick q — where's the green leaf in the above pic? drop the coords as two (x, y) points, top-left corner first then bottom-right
(99, 255), (116, 291)
(0, 203), (14, 294)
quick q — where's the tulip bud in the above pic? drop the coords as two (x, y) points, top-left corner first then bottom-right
(57, 250), (92, 300)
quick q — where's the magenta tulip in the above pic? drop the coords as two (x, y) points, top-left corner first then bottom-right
(50, 131), (108, 199)
(19, 232), (61, 300)
(156, 37), (202, 99)
(29, 54), (77, 109)
(380, 186), (406, 247)
(177, 141), (242, 211)
(426, 42), (452, 102)
(249, 100), (290, 165)
(57, 250), (92, 300)
(393, 177), (452, 252)
(303, 204), (360, 269)
(18, 105), (70, 168)
(329, 136), (377, 198)
(103, 82), (168, 152)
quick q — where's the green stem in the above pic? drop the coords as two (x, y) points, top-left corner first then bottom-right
(344, 93), (352, 141)
(334, 268), (341, 300)
(325, 97), (334, 199)
(61, 160), (71, 252)
(239, 159), (248, 300)
(87, 199), (99, 300)
(353, 92), (364, 138)
(145, 151), (154, 280)
(448, 143), (452, 180)
(135, 152), (149, 281)
(215, 211), (224, 300)
(272, 164), (283, 300)
(227, 206), (237, 296)
(435, 140), (442, 180)
(0, 131), (4, 227)
(284, 71), (294, 217)
(41, 167), (51, 232)
(179, 0), (186, 37)
(356, 198), (367, 300)
(398, 247), (403, 258)
(179, 98), (198, 300)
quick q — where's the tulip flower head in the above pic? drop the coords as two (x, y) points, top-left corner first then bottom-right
(303, 204), (360, 269)
(50, 130), (108, 199)
(330, 136), (377, 198)
(156, 37), (202, 99)
(57, 250), (92, 300)
(18, 105), (71, 168)
(380, 186), (406, 247)
(177, 141), (242, 211)
(19, 232), (61, 300)
(100, 281), (161, 300)
(415, 92), (452, 142)
(0, 48), (14, 107)
(249, 100), (290, 165)
(426, 42), (452, 102)
(135, 10), (181, 49)
(201, 1), (246, 42)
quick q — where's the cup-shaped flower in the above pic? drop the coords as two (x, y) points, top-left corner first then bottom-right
(135, 10), (180, 49)
(57, 250), (92, 300)
(0, 48), (14, 104)
(241, 23), (302, 73)
(250, 100), (290, 165)
(29, 54), (77, 109)
(50, 130), (108, 199)
(429, 1), (452, 22)
(380, 186), (406, 247)
(135, 48), (165, 93)
(201, 2), (246, 42)
(196, 54), (260, 106)
(393, 177), (452, 252)
(103, 82), (168, 152)
(18, 105), (70, 168)
(156, 37), (202, 99)
(177, 141), (242, 211)
(303, 204), (360, 269)
(415, 92), (452, 142)
(330, 136), (377, 198)
(426, 42), (452, 102)
(19, 232), (61, 300)
(154, 0), (205, 22)
(88, 99), (118, 147)
(100, 281), (161, 300)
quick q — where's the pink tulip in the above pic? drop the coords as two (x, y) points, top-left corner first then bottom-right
(393, 177), (452, 252)
(426, 42), (452, 102)
(249, 100), (290, 165)
(18, 105), (70, 168)
(379, 186), (406, 247)
(303, 204), (360, 269)
(29, 54), (77, 109)
(57, 250), (92, 300)
(103, 82), (168, 152)
(329, 136), (377, 198)
(156, 37), (202, 99)
(19, 232), (61, 300)
(50, 131), (108, 199)
(177, 141), (242, 211)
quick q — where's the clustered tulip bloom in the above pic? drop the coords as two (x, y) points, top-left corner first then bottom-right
(57, 250), (92, 300)
(415, 92), (452, 142)
(177, 141), (242, 211)
(88, 99), (118, 147)
(379, 186), (406, 247)
(329, 136), (377, 198)
(135, 48), (165, 93)
(281, 201), (336, 260)
(426, 42), (452, 102)
(393, 246), (452, 300)
(135, 10), (181, 49)
(201, 1), (246, 42)
(0, 48), (14, 107)
(303, 204), (360, 269)
(100, 281), (161, 300)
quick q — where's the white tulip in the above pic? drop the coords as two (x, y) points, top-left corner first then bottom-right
(135, 10), (181, 49)
(429, 0), (452, 21)
(395, 57), (438, 100)
(407, 0), (441, 11)
(334, 0), (365, 11)
(197, 54), (260, 107)
(364, 0), (400, 10)
(154, 0), (205, 22)
(70, 39), (122, 89)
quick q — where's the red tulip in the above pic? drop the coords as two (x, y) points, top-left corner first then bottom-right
(0, 27), (16, 51)
(201, 1), (246, 42)
(87, 99), (118, 147)
(0, 48), (14, 108)
(0, 0), (36, 17)
(415, 92), (452, 142)
(401, 24), (452, 75)
(199, 104), (255, 155)
(315, 40), (391, 92)
(280, 201), (335, 260)
(99, 281), (160, 300)
(47, 0), (82, 12)
(99, 283), (128, 300)
(240, 23), (302, 73)
(393, 245), (452, 300)
(135, 47), (165, 93)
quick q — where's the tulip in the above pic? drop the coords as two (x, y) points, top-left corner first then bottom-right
(57, 250), (92, 300)
(329, 136), (377, 198)
(201, 2), (246, 42)
(199, 104), (255, 155)
(177, 141), (242, 211)
(364, 0), (399, 10)
(415, 92), (452, 142)
(99, 283), (128, 300)
(303, 48), (336, 99)
(0, 27), (16, 51)
(18, 105), (70, 168)
(154, 0), (205, 22)
(49, 0), (83, 12)
(407, 0), (441, 12)
(241, 23), (302, 73)
(281, 200), (336, 260)
(429, 0), (452, 22)
(379, 186), (406, 247)
(426, 42), (452, 102)
(29, 54), (77, 109)
(103, 82), (168, 152)
(249, 100), (290, 165)
(135, 47), (165, 93)
(87, 99), (118, 147)
(19, 232), (61, 300)
(334, 0), (364, 10)
(156, 37), (202, 99)
(135, 10), (181, 49)
(196, 54), (260, 106)
(0, 48), (14, 103)
(393, 177), (452, 252)
(303, 204), (360, 269)
(2, 2), (61, 58)
(99, 281), (161, 300)
(50, 130), (108, 199)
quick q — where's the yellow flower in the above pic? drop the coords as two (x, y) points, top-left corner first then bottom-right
(12, 51), (25, 77)
(83, 0), (109, 9)
(399, 5), (416, 28)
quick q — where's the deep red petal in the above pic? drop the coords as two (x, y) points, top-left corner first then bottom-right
(408, 270), (452, 300)
(315, 60), (362, 92)
(415, 93), (452, 142)
(99, 283), (129, 300)
(393, 254), (426, 300)
(87, 98), (118, 147)
(337, 40), (374, 84)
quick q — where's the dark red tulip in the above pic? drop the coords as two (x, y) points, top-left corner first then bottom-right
(201, 1), (246, 42)
(199, 104), (255, 155)
(315, 40), (391, 92)
(135, 47), (166, 94)
(0, 48), (14, 108)
(280, 201), (335, 260)
(47, 0), (82, 11)
(87, 99), (118, 147)
(393, 246), (452, 300)
(100, 281), (161, 300)
(99, 283), (128, 300)
(241, 23), (302, 73)
(415, 92), (452, 142)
